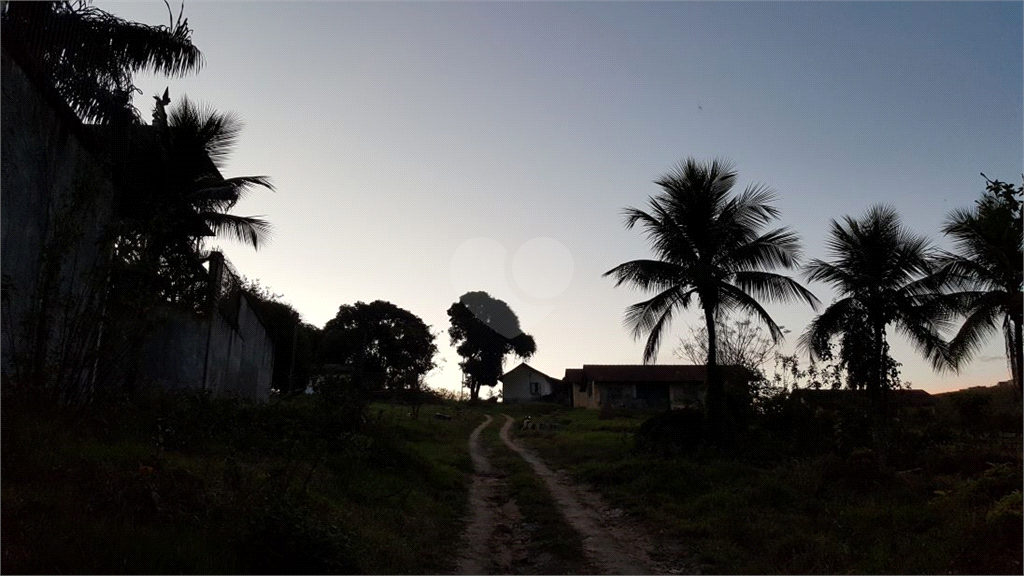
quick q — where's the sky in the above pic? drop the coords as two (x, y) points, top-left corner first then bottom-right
(102, 0), (1022, 396)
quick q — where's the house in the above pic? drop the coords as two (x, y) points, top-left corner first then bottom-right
(562, 364), (755, 410)
(498, 362), (569, 405)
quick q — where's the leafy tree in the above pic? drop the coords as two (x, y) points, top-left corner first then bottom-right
(241, 279), (320, 394)
(1, 0), (203, 124)
(604, 158), (818, 443)
(936, 176), (1023, 396)
(800, 205), (950, 414)
(447, 291), (536, 402)
(319, 301), (437, 394)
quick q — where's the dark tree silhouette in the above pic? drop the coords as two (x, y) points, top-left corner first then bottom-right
(104, 94), (274, 310)
(319, 301), (437, 394)
(447, 291), (536, 402)
(936, 176), (1023, 396)
(604, 158), (818, 443)
(800, 205), (951, 413)
(241, 280), (321, 394)
(1, 0), (203, 124)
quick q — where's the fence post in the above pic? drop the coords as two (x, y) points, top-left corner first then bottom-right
(201, 251), (224, 391)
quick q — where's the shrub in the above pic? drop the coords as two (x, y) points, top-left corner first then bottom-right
(634, 408), (706, 456)
(238, 492), (360, 574)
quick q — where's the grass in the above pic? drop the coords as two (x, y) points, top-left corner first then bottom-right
(511, 401), (1023, 574)
(3, 389), (1019, 574)
(1, 392), (483, 574)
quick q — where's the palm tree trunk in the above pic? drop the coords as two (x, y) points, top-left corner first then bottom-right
(704, 306), (727, 445)
(873, 321), (888, 420)
(1011, 315), (1022, 399)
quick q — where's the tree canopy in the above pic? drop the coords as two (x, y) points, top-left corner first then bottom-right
(937, 176), (1023, 395)
(800, 205), (951, 406)
(447, 291), (536, 402)
(1, 0), (203, 124)
(319, 300), (437, 393)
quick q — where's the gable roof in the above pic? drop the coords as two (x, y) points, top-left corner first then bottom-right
(563, 364), (754, 383)
(499, 362), (560, 383)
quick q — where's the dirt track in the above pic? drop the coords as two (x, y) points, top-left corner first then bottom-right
(458, 413), (693, 575)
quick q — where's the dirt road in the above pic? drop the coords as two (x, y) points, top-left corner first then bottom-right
(458, 413), (689, 575)
(497, 415), (660, 575)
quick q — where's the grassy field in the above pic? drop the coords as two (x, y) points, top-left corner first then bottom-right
(3, 388), (1019, 574)
(509, 396), (1023, 574)
(1, 393), (483, 574)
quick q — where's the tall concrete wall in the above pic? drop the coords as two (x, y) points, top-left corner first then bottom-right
(2, 43), (274, 402)
(1, 46), (115, 397)
(137, 290), (275, 402)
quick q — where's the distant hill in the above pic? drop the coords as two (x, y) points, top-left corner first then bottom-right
(935, 379), (1016, 399)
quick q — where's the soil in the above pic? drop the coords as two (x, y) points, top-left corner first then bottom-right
(457, 413), (698, 575)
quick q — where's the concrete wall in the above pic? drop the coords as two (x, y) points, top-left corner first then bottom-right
(1, 46), (115, 397)
(205, 292), (274, 401)
(138, 291), (275, 402)
(2, 44), (273, 402)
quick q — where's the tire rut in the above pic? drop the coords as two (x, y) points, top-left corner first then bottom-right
(457, 415), (497, 574)
(498, 414), (667, 575)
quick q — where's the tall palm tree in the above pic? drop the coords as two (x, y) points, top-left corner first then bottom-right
(936, 177), (1023, 395)
(2, 0), (203, 124)
(104, 94), (273, 310)
(161, 95), (274, 250)
(604, 158), (819, 439)
(800, 205), (951, 410)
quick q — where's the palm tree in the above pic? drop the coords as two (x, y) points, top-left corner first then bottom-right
(936, 177), (1023, 395)
(800, 205), (951, 411)
(162, 95), (274, 250)
(604, 158), (819, 440)
(105, 94), (273, 310)
(2, 0), (203, 124)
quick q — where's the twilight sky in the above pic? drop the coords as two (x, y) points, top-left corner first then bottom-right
(103, 1), (1022, 395)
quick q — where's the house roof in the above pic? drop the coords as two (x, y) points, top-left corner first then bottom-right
(563, 368), (585, 382)
(499, 362), (560, 384)
(563, 364), (754, 383)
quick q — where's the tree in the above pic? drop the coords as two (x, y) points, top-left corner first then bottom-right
(447, 291), (536, 402)
(1, 0), (203, 124)
(800, 205), (950, 414)
(675, 317), (779, 380)
(241, 279), (321, 394)
(604, 158), (818, 443)
(319, 301), (438, 394)
(937, 175), (1023, 396)
(105, 94), (274, 310)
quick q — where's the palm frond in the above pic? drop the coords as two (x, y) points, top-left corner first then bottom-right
(726, 227), (804, 272)
(622, 287), (690, 341)
(201, 213), (272, 250)
(798, 298), (862, 360)
(718, 283), (787, 342)
(946, 292), (1013, 367)
(732, 271), (821, 311)
(602, 259), (686, 291)
(189, 176), (275, 210)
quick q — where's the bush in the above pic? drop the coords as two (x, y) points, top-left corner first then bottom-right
(634, 408), (707, 456)
(238, 492), (360, 574)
